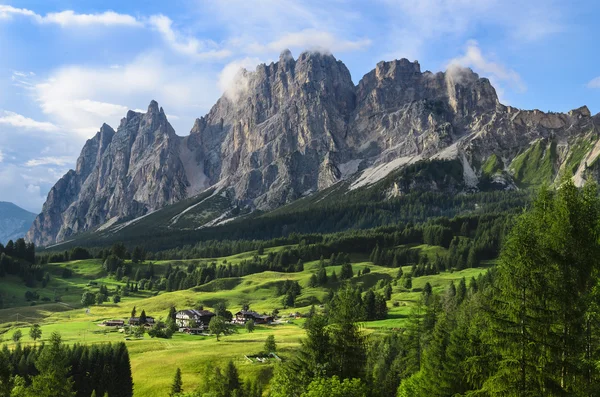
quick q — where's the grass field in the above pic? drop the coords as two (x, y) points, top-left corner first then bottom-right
(0, 244), (491, 396)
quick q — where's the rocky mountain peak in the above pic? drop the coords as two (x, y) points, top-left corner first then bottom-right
(28, 51), (600, 247)
(569, 105), (591, 118)
(279, 49), (294, 64)
(374, 58), (421, 79)
(147, 99), (160, 114)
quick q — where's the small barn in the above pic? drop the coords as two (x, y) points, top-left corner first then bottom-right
(128, 316), (155, 326)
(234, 310), (273, 324)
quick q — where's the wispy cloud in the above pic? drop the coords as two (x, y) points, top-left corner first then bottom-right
(587, 77), (600, 89)
(0, 162), (69, 212)
(448, 40), (526, 94)
(148, 15), (231, 60)
(380, 0), (564, 60)
(252, 29), (371, 54)
(42, 10), (141, 27)
(0, 5), (141, 27)
(0, 110), (59, 132)
(30, 52), (219, 136)
(25, 156), (73, 167)
(0, 6), (232, 61)
(0, 5), (37, 20)
(0, 149), (4, 163)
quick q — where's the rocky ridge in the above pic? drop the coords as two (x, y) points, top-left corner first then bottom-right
(28, 50), (600, 246)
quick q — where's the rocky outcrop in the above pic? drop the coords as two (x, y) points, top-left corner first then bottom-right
(28, 50), (600, 246)
(28, 101), (190, 246)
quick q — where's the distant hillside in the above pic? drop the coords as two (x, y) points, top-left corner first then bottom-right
(0, 202), (37, 243)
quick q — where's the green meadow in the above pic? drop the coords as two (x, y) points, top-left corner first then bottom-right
(0, 244), (489, 396)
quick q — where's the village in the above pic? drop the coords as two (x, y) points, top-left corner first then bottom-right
(100, 307), (302, 337)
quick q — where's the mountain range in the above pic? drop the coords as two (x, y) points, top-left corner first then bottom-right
(0, 202), (37, 244)
(27, 50), (600, 247)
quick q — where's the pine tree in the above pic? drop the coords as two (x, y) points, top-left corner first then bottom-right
(139, 310), (147, 324)
(339, 263), (353, 280)
(167, 306), (177, 322)
(224, 361), (241, 396)
(30, 331), (74, 396)
(264, 335), (277, 353)
(363, 290), (376, 321)
(484, 181), (600, 395)
(330, 270), (338, 283)
(396, 266), (403, 279)
(328, 285), (367, 380)
(170, 368), (182, 396)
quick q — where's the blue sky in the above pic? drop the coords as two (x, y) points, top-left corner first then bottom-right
(0, 0), (599, 212)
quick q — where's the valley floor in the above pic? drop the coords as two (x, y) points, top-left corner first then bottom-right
(0, 245), (490, 396)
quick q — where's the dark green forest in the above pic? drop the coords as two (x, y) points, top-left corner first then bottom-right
(0, 332), (133, 397)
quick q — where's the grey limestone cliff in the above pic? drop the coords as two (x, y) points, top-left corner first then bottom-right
(28, 50), (600, 245)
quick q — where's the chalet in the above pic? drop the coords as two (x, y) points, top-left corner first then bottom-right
(128, 316), (155, 326)
(175, 309), (215, 328)
(102, 320), (124, 327)
(234, 310), (273, 324)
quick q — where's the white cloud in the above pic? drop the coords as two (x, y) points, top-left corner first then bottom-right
(252, 29), (371, 54)
(201, 0), (371, 57)
(25, 156), (74, 167)
(148, 15), (231, 60)
(0, 5), (141, 27)
(587, 77), (600, 89)
(31, 52), (220, 137)
(42, 10), (141, 27)
(218, 58), (262, 102)
(0, 5), (37, 20)
(1, 6), (235, 61)
(448, 41), (526, 98)
(0, 110), (60, 132)
(0, 149), (3, 163)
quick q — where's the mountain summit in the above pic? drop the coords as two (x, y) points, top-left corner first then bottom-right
(27, 50), (600, 246)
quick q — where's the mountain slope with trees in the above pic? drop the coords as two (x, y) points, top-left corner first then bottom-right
(27, 50), (600, 247)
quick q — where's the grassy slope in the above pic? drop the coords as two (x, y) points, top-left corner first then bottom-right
(481, 154), (503, 176)
(563, 136), (595, 175)
(510, 139), (558, 187)
(0, 245), (489, 396)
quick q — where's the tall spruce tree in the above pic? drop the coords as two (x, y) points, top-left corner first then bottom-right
(483, 181), (600, 395)
(170, 368), (182, 396)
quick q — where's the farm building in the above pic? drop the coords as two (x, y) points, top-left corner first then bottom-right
(175, 309), (215, 328)
(128, 316), (155, 326)
(234, 310), (273, 324)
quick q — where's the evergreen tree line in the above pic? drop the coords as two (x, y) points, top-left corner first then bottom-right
(390, 181), (600, 396)
(37, 188), (529, 255)
(0, 332), (133, 397)
(0, 239), (45, 288)
(37, 243), (145, 265)
(168, 361), (263, 397)
(0, 239), (35, 263)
